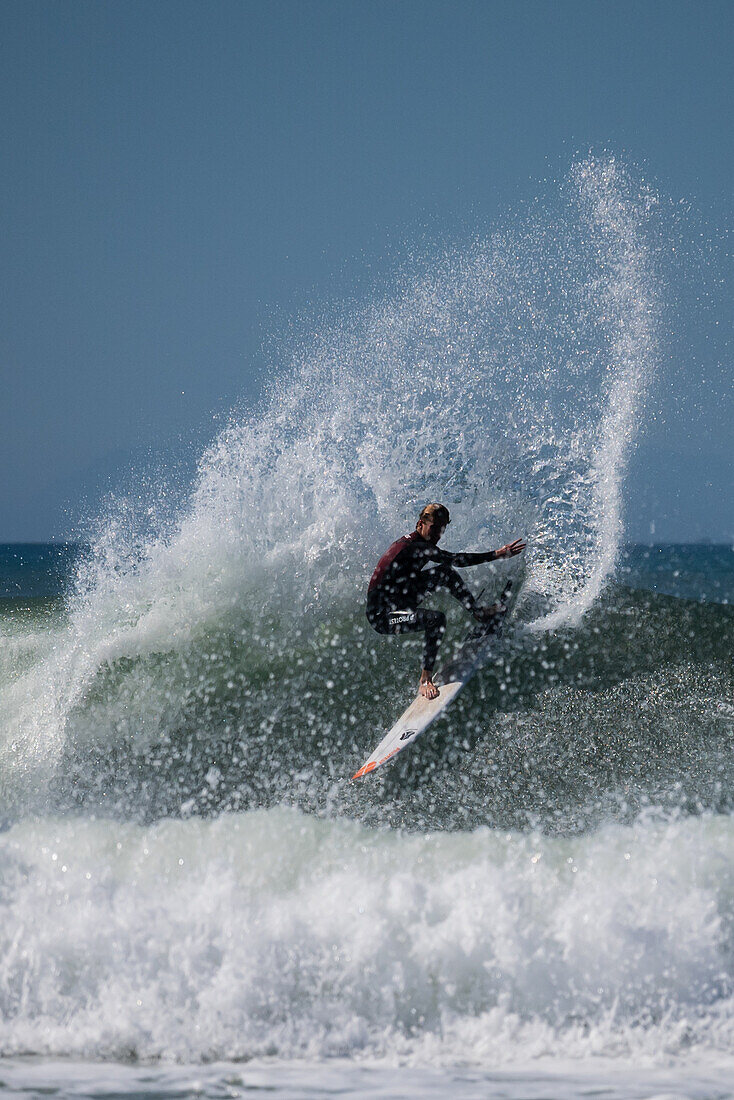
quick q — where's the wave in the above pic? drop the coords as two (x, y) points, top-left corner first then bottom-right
(1, 156), (667, 818)
(0, 157), (731, 1080)
(0, 585), (728, 831)
(1, 807), (732, 1064)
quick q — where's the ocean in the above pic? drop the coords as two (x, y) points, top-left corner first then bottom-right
(1, 159), (733, 1098)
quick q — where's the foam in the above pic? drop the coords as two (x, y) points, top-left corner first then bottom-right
(0, 808), (731, 1064)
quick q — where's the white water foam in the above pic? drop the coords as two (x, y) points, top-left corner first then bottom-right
(0, 808), (732, 1065)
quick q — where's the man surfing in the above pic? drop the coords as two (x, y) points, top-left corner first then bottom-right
(366, 503), (526, 700)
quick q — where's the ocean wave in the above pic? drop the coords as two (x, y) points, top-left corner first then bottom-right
(0, 157), (666, 822)
(1, 807), (732, 1065)
(0, 585), (729, 832)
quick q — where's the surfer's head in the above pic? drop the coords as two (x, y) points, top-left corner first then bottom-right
(416, 502), (450, 544)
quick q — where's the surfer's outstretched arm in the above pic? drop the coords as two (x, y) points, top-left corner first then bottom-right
(446, 537), (527, 568)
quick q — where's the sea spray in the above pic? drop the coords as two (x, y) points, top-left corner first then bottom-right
(532, 159), (660, 629)
(0, 156), (663, 816)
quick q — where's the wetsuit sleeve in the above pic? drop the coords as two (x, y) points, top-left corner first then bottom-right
(445, 549), (499, 567)
(411, 544), (499, 568)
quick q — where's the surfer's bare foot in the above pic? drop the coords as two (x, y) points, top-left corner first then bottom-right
(419, 671), (439, 700)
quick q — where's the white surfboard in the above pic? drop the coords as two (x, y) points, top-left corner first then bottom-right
(352, 575), (522, 779)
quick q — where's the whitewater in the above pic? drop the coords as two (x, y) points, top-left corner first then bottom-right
(1, 158), (733, 1099)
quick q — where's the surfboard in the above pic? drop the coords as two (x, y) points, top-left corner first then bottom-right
(352, 573), (522, 779)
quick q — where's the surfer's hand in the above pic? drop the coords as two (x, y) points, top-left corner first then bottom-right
(496, 538), (526, 559)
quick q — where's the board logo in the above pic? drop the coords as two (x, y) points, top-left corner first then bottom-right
(399, 729), (418, 741)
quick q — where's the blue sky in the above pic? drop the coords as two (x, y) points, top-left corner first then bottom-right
(2, 0), (731, 542)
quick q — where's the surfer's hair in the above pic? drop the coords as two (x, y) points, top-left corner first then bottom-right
(417, 503), (450, 527)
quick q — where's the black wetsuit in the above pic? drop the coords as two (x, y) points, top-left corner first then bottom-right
(366, 531), (499, 672)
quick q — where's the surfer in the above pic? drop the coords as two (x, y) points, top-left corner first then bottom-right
(366, 503), (526, 700)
